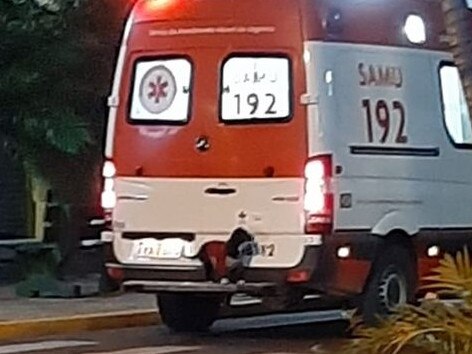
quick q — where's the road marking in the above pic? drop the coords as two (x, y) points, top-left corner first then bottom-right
(88, 346), (201, 354)
(0, 340), (97, 354)
(311, 344), (328, 353)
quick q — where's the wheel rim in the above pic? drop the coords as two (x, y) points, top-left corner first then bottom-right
(378, 266), (408, 312)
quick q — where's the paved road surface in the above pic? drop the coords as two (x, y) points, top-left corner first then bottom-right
(0, 312), (351, 354)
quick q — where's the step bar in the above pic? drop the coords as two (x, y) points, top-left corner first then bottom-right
(123, 280), (277, 296)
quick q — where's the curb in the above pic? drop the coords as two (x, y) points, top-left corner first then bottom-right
(0, 310), (161, 342)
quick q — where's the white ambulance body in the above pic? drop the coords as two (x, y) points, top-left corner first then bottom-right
(101, 0), (472, 330)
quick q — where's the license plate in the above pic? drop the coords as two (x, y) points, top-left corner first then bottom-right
(133, 238), (184, 260)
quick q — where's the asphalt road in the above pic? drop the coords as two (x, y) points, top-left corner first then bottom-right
(0, 313), (351, 354)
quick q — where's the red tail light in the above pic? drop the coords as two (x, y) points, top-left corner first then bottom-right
(287, 269), (310, 283)
(107, 266), (124, 282)
(304, 155), (333, 234)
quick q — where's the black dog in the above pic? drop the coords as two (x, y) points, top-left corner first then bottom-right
(225, 228), (255, 283)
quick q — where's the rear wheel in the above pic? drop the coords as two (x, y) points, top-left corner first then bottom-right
(157, 293), (221, 332)
(361, 244), (416, 325)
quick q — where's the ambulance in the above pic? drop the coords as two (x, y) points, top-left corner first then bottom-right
(101, 0), (472, 331)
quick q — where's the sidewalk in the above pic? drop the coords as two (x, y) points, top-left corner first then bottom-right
(0, 285), (159, 341)
(0, 286), (156, 321)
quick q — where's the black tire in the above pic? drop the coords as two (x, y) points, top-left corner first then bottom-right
(157, 293), (221, 332)
(361, 244), (417, 325)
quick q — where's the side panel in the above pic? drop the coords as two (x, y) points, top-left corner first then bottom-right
(304, 42), (458, 234)
(429, 60), (472, 229)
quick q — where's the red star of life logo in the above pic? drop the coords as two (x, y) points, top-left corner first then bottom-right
(139, 65), (176, 114)
(148, 75), (169, 103)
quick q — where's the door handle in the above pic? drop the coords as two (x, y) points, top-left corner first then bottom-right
(117, 194), (149, 201)
(204, 187), (237, 196)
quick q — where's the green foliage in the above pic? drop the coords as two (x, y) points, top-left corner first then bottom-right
(0, 0), (133, 247)
(14, 243), (73, 298)
(21, 109), (92, 154)
(424, 248), (472, 306)
(0, 0), (74, 33)
(15, 242), (61, 276)
(0, 0), (93, 179)
(345, 248), (472, 354)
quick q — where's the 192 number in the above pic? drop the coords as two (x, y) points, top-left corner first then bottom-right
(235, 93), (277, 116)
(362, 99), (408, 143)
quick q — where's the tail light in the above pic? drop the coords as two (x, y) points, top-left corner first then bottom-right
(107, 266), (124, 282)
(304, 155), (333, 234)
(101, 161), (117, 211)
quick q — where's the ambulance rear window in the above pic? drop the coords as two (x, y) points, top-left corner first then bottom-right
(129, 58), (192, 124)
(439, 65), (472, 146)
(220, 56), (291, 122)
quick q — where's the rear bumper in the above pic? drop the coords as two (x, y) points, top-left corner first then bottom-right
(123, 280), (277, 295)
(105, 245), (322, 295)
(104, 231), (379, 297)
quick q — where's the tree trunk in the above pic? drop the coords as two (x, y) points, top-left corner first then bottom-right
(441, 0), (472, 114)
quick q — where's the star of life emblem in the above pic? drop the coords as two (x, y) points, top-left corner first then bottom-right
(139, 65), (177, 114)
